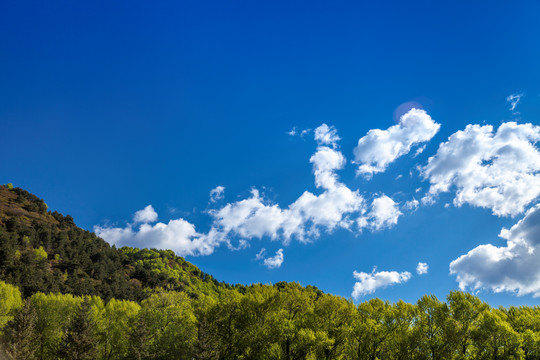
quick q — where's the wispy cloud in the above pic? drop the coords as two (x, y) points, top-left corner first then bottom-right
(507, 92), (524, 113)
(209, 186), (225, 203)
(255, 248), (266, 260)
(287, 126), (311, 138)
(263, 248), (284, 269)
(314, 123), (340, 147)
(287, 127), (298, 136)
(404, 199), (419, 211)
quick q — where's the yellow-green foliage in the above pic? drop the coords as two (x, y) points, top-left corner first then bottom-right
(140, 290), (198, 357)
(96, 298), (140, 360)
(29, 292), (82, 359)
(0, 281), (22, 330)
(120, 247), (223, 297)
(33, 246), (48, 261)
(4, 284), (540, 360)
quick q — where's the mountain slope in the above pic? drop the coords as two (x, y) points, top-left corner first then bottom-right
(0, 184), (228, 300)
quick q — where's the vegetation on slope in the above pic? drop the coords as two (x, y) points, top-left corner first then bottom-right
(0, 184), (228, 301)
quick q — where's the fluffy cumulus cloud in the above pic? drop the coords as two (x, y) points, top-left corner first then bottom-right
(353, 108), (440, 177)
(358, 195), (402, 231)
(416, 262), (429, 275)
(96, 123), (414, 257)
(421, 122), (540, 216)
(209, 138), (365, 244)
(263, 249), (284, 269)
(450, 204), (540, 297)
(352, 268), (412, 299)
(94, 216), (219, 257)
(133, 205), (158, 223)
(209, 186), (225, 203)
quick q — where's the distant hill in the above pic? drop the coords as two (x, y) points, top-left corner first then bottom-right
(0, 184), (230, 300)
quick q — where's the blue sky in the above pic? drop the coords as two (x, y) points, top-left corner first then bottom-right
(2, 1), (540, 306)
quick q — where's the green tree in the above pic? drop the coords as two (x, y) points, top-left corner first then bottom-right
(96, 298), (140, 360)
(29, 292), (80, 360)
(472, 308), (524, 360)
(192, 293), (220, 360)
(273, 282), (319, 360)
(0, 281), (23, 331)
(414, 294), (453, 360)
(386, 300), (418, 360)
(353, 298), (397, 360)
(58, 297), (99, 360)
(312, 293), (356, 359)
(133, 290), (197, 359)
(446, 290), (489, 359)
(206, 289), (245, 359)
(1, 299), (38, 360)
(504, 306), (540, 359)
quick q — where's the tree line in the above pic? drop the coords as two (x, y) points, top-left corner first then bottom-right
(1, 280), (540, 360)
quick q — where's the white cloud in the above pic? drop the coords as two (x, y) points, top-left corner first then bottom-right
(414, 145), (427, 158)
(209, 186), (225, 203)
(133, 205), (158, 223)
(507, 92), (524, 113)
(255, 248), (266, 260)
(210, 175), (365, 245)
(416, 262), (429, 275)
(310, 145), (346, 190)
(96, 123), (411, 257)
(208, 127), (367, 244)
(288, 127), (311, 138)
(95, 216), (219, 257)
(450, 204), (540, 297)
(211, 189), (286, 241)
(405, 199), (420, 211)
(352, 268), (412, 299)
(358, 195), (402, 231)
(263, 248), (284, 269)
(314, 124), (340, 147)
(421, 122), (540, 216)
(353, 108), (440, 178)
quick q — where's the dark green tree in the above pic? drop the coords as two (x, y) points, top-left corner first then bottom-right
(2, 299), (38, 360)
(126, 312), (152, 360)
(58, 298), (98, 360)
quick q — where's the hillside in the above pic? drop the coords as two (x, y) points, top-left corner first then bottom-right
(0, 184), (229, 300)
